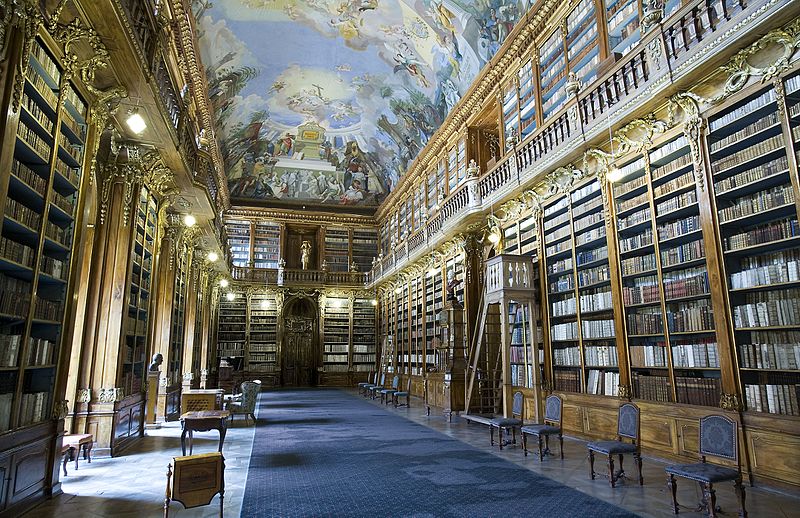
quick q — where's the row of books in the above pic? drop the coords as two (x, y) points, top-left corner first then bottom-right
(553, 369), (581, 392)
(54, 156), (80, 186)
(633, 373), (672, 402)
(617, 191), (649, 214)
(708, 88), (774, 132)
(552, 322), (578, 341)
(662, 268), (709, 300)
(510, 364), (534, 387)
(585, 345), (618, 366)
(0, 235), (35, 268)
(22, 92), (54, 134)
(550, 274), (573, 293)
(573, 210), (603, 232)
(554, 346), (580, 366)
(249, 353), (277, 362)
(621, 253), (657, 276)
(5, 197), (42, 230)
(44, 221), (70, 246)
(627, 309), (663, 335)
(718, 184), (795, 223)
(658, 214), (701, 241)
(661, 240), (705, 268)
(510, 343), (534, 363)
(18, 391), (50, 426)
(711, 110), (780, 153)
(18, 120), (52, 160)
(630, 344), (668, 367)
(0, 335), (23, 367)
(28, 337), (56, 366)
(666, 300), (715, 333)
(41, 256), (67, 279)
(732, 288), (800, 328)
(12, 159), (48, 196)
(614, 166), (646, 197)
(546, 225), (571, 244)
(25, 67), (58, 108)
(744, 383), (799, 415)
(576, 226), (606, 246)
(0, 393), (12, 431)
(582, 319), (615, 339)
(730, 252), (800, 289)
(324, 343), (349, 353)
(552, 296), (576, 317)
(712, 134), (783, 175)
(654, 171), (695, 200)
(724, 217), (800, 251)
(324, 354), (348, 363)
(618, 207), (650, 230)
(0, 274), (32, 316)
(671, 339), (719, 368)
(714, 155), (788, 195)
(353, 354), (376, 363)
(587, 370), (620, 396)
(622, 276), (661, 306)
(656, 189), (697, 216)
(675, 376), (721, 406)
(62, 84), (85, 115)
(577, 264), (610, 287)
(580, 289), (612, 313)
(619, 228), (653, 253)
(739, 334), (800, 370)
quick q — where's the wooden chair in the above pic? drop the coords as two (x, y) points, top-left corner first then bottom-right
(379, 375), (400, 405)
(521, 394), (563, 461)
(63, 433), (93, 472)
(490, 391), (524, 450)
(358, 372), (376, 396)
(665, 415), (747, 517)
(587, 403), (643, 488)
(392, 378), (412, 408)
(367, 373), (386, 399)
(226, 381), (260, 425)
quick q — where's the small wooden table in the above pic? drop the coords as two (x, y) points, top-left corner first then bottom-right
(180, 410), (230, 456)
(63, 434), (93, 472)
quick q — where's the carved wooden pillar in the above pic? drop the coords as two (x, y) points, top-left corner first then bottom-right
(151, 215), (181, 422)
(181, 250), (202, 391)
(72, 142), (142, 454)
(198, 268), (214, 388)
(463, 233), (483, 358)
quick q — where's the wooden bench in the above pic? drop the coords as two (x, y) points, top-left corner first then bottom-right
(59, 443), (73, 476)
(63, 434), (93, 472)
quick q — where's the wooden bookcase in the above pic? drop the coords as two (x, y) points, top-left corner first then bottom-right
(252, 222), (280, 269)
(321, 295), (350, 373)
(226, 220), (250, 267)
(323, 227), (349, 272)
(352, 297), (377, 373)
(216, 293), (246, 361)
(247, 292), (278, 375)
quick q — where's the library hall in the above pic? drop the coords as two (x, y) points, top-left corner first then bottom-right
(1, 0), (800, 516)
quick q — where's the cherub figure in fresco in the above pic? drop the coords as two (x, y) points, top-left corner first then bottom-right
(392, 43), (430, 89)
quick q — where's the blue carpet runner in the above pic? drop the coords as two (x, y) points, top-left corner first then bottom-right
(241, 389), (638, 517)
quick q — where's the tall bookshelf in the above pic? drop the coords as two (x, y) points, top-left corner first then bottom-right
(352, 297), (377, 373)
(410, 277), (423, 375)
(543, 177), (618, 395)
(398, 283), (409, 374)
(352, 228), (378, 272)
(120, 187), (158, 398)
(227, 220), (250, 267)
(248, 292), (278, 375)
(539, 29), (567, 121)
(518, 60), (537, 138)
(604, 0), (640, 56)
(566, 0), (599, 87)
(168, 248), (188, 388)
(424, 267), (443, 370)
(217, 292), (246, 362)
(322, 296), (350, 373)
(252, 222), (280, 269)
(613, 133), (721, 406)
(508, 302), (537, 388)
(324, 227), (350, 272)
(710, 77), (800, 416)
(0, 38), (86, 433)
(502, 80), (520, 144)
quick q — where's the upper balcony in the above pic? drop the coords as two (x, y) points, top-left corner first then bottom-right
(232, 266), (368, 289)
(368, 0), (792, 287)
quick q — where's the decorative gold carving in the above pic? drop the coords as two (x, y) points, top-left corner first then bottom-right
(77, 388), (91, 403)
(52, 399), (69, 420)
(720, 393), (742, 411)
(617, 385), (632, 401)
(640, 0), (664, 34)
(11, 0), (42, 113)
(97, 387), (123, 403)
(669, 93), (707, 192)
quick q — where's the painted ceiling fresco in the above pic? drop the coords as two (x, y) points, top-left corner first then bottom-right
(192, 0), (530, 209)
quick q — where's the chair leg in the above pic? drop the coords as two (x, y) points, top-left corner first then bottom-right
(618, 454), (625, 481)
(511, 427), (516, 445)
(635, 452), (643, 486)
(538, 435), (544, 462)
(705, 483), (717, 518)
(558, 433), (564, 459)
(608, 455), (616, 488)
(522, 432), (528, 456)
(734, 476), (747, 518)
(499, 427), (504, 450)
(667, 474), (679, 514)
(589, 450), (595, 480)
(490, 426), (494, 446)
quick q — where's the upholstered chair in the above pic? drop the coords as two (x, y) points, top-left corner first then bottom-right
(392, 378), (412, 408)
(227, 380), (260, 425)
(380, 376), (400, 405)
(587, 403), (643, 488)
(521, 394), (563, 461)
(490, 391), (524, 450)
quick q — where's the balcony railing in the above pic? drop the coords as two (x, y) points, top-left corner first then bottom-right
(368, 0), (772, 288)
(231, 266), (367, 287)
(485, 255), (535, 296)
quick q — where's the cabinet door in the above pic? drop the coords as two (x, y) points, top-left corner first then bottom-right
(0, 453), (10, 510)
(8, 441), (48, 507)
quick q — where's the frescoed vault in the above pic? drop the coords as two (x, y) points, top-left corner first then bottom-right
(192, 0), (530, 209)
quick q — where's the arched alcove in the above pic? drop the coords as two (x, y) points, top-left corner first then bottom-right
(281, 295), (319, 386)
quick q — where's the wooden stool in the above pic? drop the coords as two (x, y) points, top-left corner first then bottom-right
(63, 434), (93, 471)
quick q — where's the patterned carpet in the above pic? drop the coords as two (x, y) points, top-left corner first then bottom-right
(241, 388), (638, 518)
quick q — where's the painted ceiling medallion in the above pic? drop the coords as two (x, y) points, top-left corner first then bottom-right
(192, 0), (529, 210)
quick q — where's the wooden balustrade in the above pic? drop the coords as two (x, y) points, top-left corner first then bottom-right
(484, 254), (536, 295)
(408, 231), (425, 254)
(230, 266), (367, 286)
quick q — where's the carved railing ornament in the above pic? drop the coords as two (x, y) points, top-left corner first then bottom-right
(617, 385), (632, 401)
(77, 388), (91, 403)
(52, 399), (69, 420)
(720, 393), (742, 411)
(9, 0), (43, 113)
(98, 387), (123, 403)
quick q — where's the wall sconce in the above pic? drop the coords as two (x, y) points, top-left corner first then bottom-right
(207, 251), (219, 262)
(126, 108), (147, 134)
(183, 214), (197, 227)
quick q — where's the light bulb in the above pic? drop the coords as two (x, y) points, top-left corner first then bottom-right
(427, 268), (437, 278)
(370, 299), (377, 306)
(607, 166), (624, 183)
(225, 292), (235, 301)
(207, 251), (219, 262)
(261, 299), (270, 309)
(219, 279), (229, 288)
(394, 286), (402, 294)
(487, 229), (501, 244)
(183, 214), (196, 227)
(126, 109), (147, 134)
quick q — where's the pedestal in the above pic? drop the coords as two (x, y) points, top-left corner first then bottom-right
(145, 371), (161, 429)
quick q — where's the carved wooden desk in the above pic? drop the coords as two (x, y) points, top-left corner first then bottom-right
(179, 410), (230, 456)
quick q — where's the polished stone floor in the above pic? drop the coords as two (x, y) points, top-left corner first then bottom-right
(28, 389), (800, 517)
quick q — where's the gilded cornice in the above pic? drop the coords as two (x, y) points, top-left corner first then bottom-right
(170, 0), (229, 210)
(376, 0), (562, 220)
(226, 207), (376, 227)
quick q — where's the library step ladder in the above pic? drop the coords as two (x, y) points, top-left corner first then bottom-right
(466, 255), (541, 421)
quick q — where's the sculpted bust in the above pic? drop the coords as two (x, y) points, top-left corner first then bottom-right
(149, 353), (163, 372)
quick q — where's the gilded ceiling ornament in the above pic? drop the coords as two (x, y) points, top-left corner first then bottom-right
(10, 0), (42, 113)
(669, 93), (707, 192)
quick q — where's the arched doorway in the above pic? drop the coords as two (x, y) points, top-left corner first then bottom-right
(282, 296), (319, 386)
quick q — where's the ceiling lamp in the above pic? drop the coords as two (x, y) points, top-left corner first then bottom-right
(607, 165), (624, 183)
(487, 227), (501, 244)
(219, 279), (229, 288)
(225, 292), (235, 301)
(183, 214), (197, 227)
(126, 108), (147, 134)
(370, 299), (378, 306)
(207, 251), (219, 262)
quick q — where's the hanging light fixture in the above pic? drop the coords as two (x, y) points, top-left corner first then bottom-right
(126, 107), (147, 134)
(183, 214), (196, 227)
(207, 251), (219, 262)
(225, 292), (235, 301)
(219, 278), (229, 288)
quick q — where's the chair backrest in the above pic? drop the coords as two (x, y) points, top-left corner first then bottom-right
(378, 372), (386, 386)
(617, 403), (639, 440)
(699, 414), (738, 462)
(405, 378), (412, 391)
(391, 376), (400, 390)
(544, 394), (562, 425)
(512, 391), (524, 418)
(370, 371), (377, 384)
(238, 381), (261, 413)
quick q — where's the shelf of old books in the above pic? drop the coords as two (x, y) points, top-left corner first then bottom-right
(352, 228), (378, 272)
(217, 292), (246, 363)
(539, 29), (567, 121)
(121, 187), (157, 397)
(566, 0), (599, 88)
(226, 219), (251, 267)
(425, 267), (443, 370)
(410, 277), (423, 375)
(604, 0), (640, 57)
(324, 227), (350, 272)
(248, 292), (278, 374)
(711, 76), (800, 416)
(502, 79), (520, 144)
(502, 221), (519, 254)
(508, 301), (538, 388)
(0, 38), (86, 432)
(352, 297), (376, 373)
(168, 249), (188, 387)
(518, 59), (537, 137)
(398, 283), (409, 374)
(322, 296), (350, 373)
(383, 289), (396, 374)
(252, 222), (280, 269)
(519, 213), (539, 258)
(613, 130), (722, 406)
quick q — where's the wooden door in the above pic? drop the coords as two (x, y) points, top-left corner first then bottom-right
(283, 316), (318, 386)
